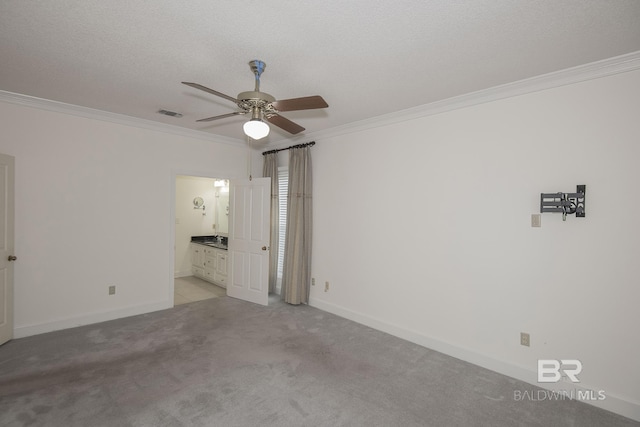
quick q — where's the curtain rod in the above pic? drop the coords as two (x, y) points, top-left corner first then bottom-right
(262, 141), (315, 156)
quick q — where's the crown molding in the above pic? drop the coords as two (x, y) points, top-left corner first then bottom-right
(296, 50), (640, 143)
(0, 90), (245, 146)
(3, 51), (639, 147)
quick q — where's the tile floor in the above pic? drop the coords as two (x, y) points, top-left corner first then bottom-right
(174, 275), (227, 305)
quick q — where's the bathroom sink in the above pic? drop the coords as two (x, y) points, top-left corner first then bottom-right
(191, 236), (227, 249)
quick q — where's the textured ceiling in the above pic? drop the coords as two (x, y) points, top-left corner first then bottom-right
(1, 1), (640, 143)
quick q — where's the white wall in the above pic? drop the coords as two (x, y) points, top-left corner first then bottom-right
(0, 100), (250, 336)
(309, 69), (640, 419)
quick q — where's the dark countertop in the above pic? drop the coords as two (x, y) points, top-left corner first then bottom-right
(191, 235), (228, 250)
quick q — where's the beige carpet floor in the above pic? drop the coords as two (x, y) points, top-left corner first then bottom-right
(0, 297), (637, 426)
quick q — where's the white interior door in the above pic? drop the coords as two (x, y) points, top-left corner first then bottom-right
(227, 177), (271, 306)
(0, 153), (15, 346)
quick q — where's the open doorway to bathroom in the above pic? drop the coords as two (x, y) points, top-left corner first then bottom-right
(174, 175), (230, 306)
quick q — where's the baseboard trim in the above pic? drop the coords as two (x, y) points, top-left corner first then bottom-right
(13, 300), (172, 339)
(308, 297), (640, 422)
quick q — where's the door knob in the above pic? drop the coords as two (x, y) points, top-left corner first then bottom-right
(262, 246), (268, 251)
(8, 255), (17, 261)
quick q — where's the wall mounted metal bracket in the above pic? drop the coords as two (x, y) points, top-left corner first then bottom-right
(540, 185), (586, 221)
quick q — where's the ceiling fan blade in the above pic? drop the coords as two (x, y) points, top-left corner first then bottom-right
(271, 95), (328, 112)
(196, 111), (247, 122)
(266, 114), (305, 134)
(182, 82), (238, 104)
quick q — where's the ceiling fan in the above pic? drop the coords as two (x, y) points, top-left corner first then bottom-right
(182, 60), (328, 140)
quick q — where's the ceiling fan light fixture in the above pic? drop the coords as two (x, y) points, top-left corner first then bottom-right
(183, 59), (328, 138)
(243, 118), (270, 140)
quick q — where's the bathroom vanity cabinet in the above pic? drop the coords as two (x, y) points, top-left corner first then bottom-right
(191, 243), (228, 288)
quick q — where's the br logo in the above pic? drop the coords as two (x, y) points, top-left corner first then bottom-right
(538, 359), (582, 383)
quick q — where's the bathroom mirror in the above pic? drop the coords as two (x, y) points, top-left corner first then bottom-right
(214, 181), (230, 235)
(193, 196), (204, 208)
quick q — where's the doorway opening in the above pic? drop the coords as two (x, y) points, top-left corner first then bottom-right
(174, 175), (230, 306)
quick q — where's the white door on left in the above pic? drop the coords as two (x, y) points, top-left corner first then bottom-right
(0, 153), (15, 346)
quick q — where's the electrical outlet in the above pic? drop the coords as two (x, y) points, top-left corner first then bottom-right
(312, 278), (316, 286)
(520, 332), (530, 347)
(531, 214), (541, 227)
(109, 285), (116, 295)
(325, 281), (329, 292)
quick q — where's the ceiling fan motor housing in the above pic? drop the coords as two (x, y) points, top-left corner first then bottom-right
(237, 91), (278, 116)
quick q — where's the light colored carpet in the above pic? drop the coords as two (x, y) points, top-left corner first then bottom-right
(0, 297), (636, 426)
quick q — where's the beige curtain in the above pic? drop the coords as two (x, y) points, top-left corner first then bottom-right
(262, 152), (279, 294)
(281, 146), (312, 304)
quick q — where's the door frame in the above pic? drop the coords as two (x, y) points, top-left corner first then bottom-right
(0, 153), (15, 346)
(170, 169), (241, 306)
